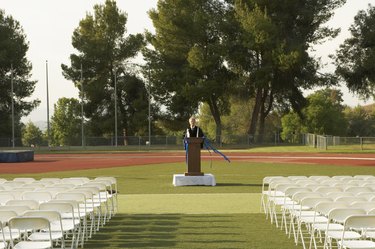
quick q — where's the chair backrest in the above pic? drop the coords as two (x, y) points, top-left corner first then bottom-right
(23, 210), (61, 223)
(39, 178), (61, 184)
(345, 186), (373, 194)
(284, 188), (311, 199)
(326, 192), (354, 201)
(287, 176), (308, 180)
(350, 202), (375, 212)
(0, 210), (17, 223)
(9, 216), (50, 230)
(300, 197), (332, 210)
(344, 215), (375, 229)
(61, 178), (86, 186)
(292, 192), (323, 203)
(308, 176), (331, 182)
(0, 205), (31, 215)
(355, 192), (375, 201)
(353, 175), (375, 180)
(335, 196), (368, 204)
(314, 187), (343, 194)
(12, 178), (35, 184)
(39, 201), (75, 214)
(55, 192), (86, 203)
(332, 176), (353, 181)
(21, 191), (53, 203)
(315, 201), (349, 216)
(328, 208), (366, 224)
(6, 199), (39, 209)
(0, 192), (15, 205)
(1, 182), (23, 190)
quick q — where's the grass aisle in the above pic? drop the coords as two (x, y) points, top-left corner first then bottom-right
(85, 193), (298, 249)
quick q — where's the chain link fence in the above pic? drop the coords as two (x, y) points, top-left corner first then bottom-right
(303, 133), (375, 150)
(0, 133), (302, 150)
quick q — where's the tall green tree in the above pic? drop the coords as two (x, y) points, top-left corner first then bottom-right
(50, 98), (81, 146)
(61, 0), (146, 141)
(344, 105), (375, 136)
(229, 0), (345, 141)
(0, 9), (40, 140)
(304, 88), (347, 135)
(22, 122), (44, 147)
(335, 4), (375, 100)
(146, 0), (233, 143)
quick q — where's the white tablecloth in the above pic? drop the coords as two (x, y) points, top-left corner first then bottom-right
(173, 173), (216, 186)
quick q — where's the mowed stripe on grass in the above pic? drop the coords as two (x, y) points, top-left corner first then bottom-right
(118, 193), (261, 214)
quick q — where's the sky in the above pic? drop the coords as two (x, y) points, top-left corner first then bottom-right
(1, 0), (375, 126)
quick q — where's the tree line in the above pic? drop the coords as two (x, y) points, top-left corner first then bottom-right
(1, 0), (375, 147)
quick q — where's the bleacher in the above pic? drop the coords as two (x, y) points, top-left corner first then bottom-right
(0, 176), (118, 249)
(262, 175), (375, 249)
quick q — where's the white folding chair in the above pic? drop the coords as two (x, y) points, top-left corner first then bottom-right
(266, 181), (297, 225)
(309, 202), (349, 249)
(23, 210), (65, 248)
(295, 197), (332, 249)
(337, 215), (375, 249)
(8, 216), (53, 249)
(324, 208), (366, 249)
(94, 177), (118, 213)
(55, 192), (93, 242)
(40, 201), (81, 249)
(81, 182), (110, 225)
(0, 210), (20, 247)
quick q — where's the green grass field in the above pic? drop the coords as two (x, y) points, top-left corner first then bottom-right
(4, 153), (375, 249)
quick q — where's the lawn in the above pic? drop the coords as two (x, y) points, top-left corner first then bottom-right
(3, 156), (375, 248)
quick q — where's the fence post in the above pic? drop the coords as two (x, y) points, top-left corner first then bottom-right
(360, 137), (363, 151)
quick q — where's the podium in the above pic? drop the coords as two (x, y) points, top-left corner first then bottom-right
(185, 137), (204, 176)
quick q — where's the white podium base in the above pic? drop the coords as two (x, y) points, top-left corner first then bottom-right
(173, 173), (216, 186)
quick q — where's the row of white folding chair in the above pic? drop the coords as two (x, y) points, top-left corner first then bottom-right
(0, 184), (112, 228)
(279, 190), (374, 236)
(288, 197), (363, 249)
(0, 188), (103, 238)
(287, 196), (375, 249)
(310, 205), (375, 249)
(0, 198), (88, 248)
(266, 182), (375, 222)
(0, 201), (81, 249)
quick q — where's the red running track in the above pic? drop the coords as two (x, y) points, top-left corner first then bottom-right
(0, 152), (374, 173)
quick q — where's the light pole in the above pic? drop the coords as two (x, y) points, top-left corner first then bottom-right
(147, 68), (151, 147)
(114, 69), (118, 147)
(80, 63), (85, 147)
(10, 63), (15, 148)
(45, 61), (50, 147)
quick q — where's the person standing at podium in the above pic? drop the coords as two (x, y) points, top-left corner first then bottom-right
(185, 116), (204, 148)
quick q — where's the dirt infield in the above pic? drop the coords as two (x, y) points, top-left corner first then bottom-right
(0, 152), (374, 173)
